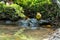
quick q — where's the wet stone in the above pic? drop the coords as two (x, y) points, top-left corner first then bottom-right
(49, 28), (60, 40)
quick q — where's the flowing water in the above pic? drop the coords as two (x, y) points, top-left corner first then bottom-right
(0, 25), (54, 40)
(17, 18), (39, 29)
(0, 19), (55, 40)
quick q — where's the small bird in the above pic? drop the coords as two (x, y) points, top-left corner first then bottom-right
(36, 12), (42, 20)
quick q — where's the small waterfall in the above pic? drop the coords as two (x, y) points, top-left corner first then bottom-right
(29, 18), (38, 29)
(17, 18), (51, 29)
(17, 18), (38, 29)
(18, 19), (30, 28)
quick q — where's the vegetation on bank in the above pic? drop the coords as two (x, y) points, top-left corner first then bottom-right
(0, 2), (25, 21)
(0, 0), (59, 21)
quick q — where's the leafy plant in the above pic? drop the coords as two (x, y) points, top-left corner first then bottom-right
(0, 2), (4, 13)
(9, 4), (26, 18)
(0, 2), (26, 21)
(13, 0), (52, 18)
(41, 3), (59, 20)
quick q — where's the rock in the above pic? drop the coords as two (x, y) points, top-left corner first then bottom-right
(49, 28), (60, 40)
